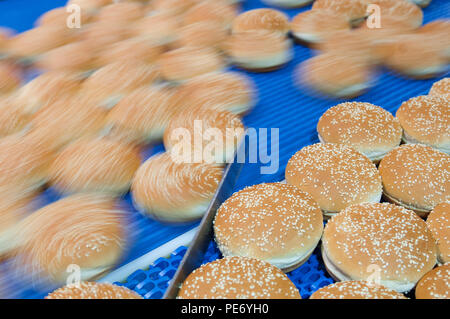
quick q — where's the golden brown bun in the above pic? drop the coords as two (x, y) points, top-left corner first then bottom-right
(13, 71), (81, 115)
(178, 256), (301, 299)
(323, 202), (437, 292)
(132, 12), (179, 45)
(396, 95), (449, 153)
(131, 153), (223, 222)
(232, 9), (290, 36)
(183, 1), (237, 29)
(285, 143), (382, 215)
(317, 102), (402, 162)
(16, 194), (126, 284)
(98, 37), (163, 67)
(46, 282), (142, 299)
(312, 0), (368, 23)
(429, 77), (450, 97)
(80, 60), (160, 108)
(174, 72), (256, 115)
(149, 0), (198, 16)
(225, 30), (292, 71)
(106, 87), (180, 145)
(310, 281), (407, 299)
(175, 21), (228, 51)
(79, 21), (130, 48)
(427, 203), (450, 264)
(298, 53), (373, 98)
(0, 61), (21, 94)
(416, 20), (450, 58)
(158, 47), (225, 82)
(0, 132), (54, 192)
(368, 0), (423, 29)
(164, 108), (244, 164)
(35, 41), (96, 74)
(415, 263), (450, 299)
(0, 95), (29, 138)
(290, 10), (350, 45)
(7, 26), (71, 60)
(29, 94), (107, 151)
(379, 144), (450, 214)
(96, 2), (145, 24)
(49, 138), (141, 195)
(67, 0), (112, 13)
(214, 183), (323, 271)
(36, 7), (91, 27)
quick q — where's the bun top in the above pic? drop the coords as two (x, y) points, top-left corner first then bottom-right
(396, 95), (450, 149)
(46, 282), (142, 299)
(178, 256), (301, 299)
(214, 183), (323, 262)
(310, 281), (407, 299)
(232, 9), (290, 35)
(226, 30), (291, 57)
(415, 263), (450, 299)
(429, 77), (449, 97)
(379, 144), (450, 211)
(427, 202), (450, 264)
(323, 202), (437, 284)
(317, 102), (402, 158)
(312, 0), (368, 21)
(285, 143), (381, 213)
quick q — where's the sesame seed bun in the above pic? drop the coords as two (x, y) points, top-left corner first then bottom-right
(29, 94), (107, 151)
(131, 152), (223, 222)
(232, 9), (290, 36)
(49, 138), (141, 195)
(158, 47), (225, 83)
(310, 281), (407, 299)
(46, 282), (142, 299)
(322, 202), (437, 292)
(429, 77), (449, 98)
(174, 72), (256, 115)
(415, 263), (450, 299)
(317, 102), (403, 162)
(214, 183), (323, 271)
(105, 87), (180, 145)
(261, 0), (313, 9)
(396, 95), (449, 154)
(312, 0), (368, 24)
(226, 30), (292, 72)
(369, 0), (423, 29)
(290, 10), (350, 45)
(285, 143), (382, 217)
(427, 202), (450, 264)
(164, 108), (244, 164)
(298, 53), (373, 99)
(379, 144), (450, 216)
(80, 61), (160, 109)
(178, 256), (301, 299)
(16, 194), (127, 284)
(14, 71), (81, 115)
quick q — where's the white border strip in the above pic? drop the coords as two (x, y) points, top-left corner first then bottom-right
(99, 227), (199, 284)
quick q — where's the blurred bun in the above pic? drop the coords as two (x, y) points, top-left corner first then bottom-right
(232, 9), (290, 36)
(427, 202), (450, 264)
(396, 95), (449, 153)
(183, 0), (237, 29)
(49, 138), (141, 195)
(17, 194), (127, 284)
(317, 102), (402, 162)
(310, 281), (407, 299)
(379, 144), (449, 216)
(178, 256), (301, 299)
(214, 183), (323, 271)
(131, 153), (223, 222)
(0, 61), (21, 94)
(261, 0), (313, 9)
(46, 282), (142, 299)
(0, 95), (29, 137)
(285, 143), (382, 217)
(175, 21), (228, 50)
(322, 202), (437, 292)
(96, 2), (145, 24)
(312, 0), (368, 24)
(132, 12), (179, 45)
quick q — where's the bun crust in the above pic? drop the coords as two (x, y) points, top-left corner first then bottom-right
(427, 202), (450, 264)
(232, 9), (290, 35)
(214, 183), (323, 271)
(429, 78), (450, 97)
(46, 282), (142, 299)
(322, 202), (437, 292)
(379, 144), (450, 214)
(415, 263), (450, 299)
(285, 143), (382, 215)
(178, 256), (301, 299)
(310, 281), (407, 299)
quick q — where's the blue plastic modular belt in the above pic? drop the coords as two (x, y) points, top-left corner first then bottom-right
(115, 0), (449, 299)
(0, 0), (448, 299)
